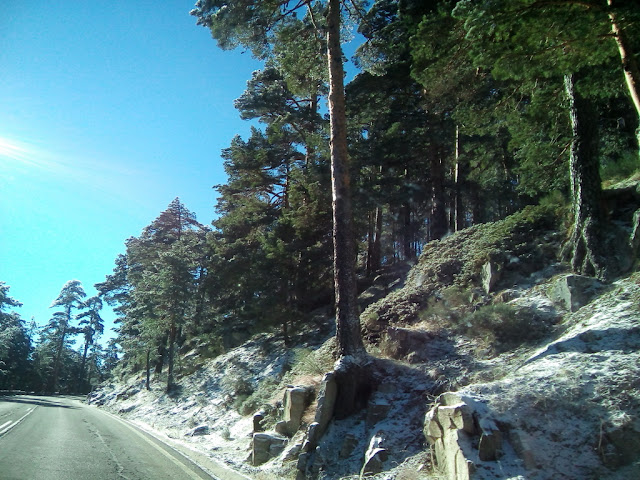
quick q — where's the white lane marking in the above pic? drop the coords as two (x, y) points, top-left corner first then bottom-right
(0, 421), (11, 430)
(95, 411), (206, 480)
(0, 407), (35, 436)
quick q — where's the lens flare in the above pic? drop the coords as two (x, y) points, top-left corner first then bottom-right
(0, 136), (57, 171)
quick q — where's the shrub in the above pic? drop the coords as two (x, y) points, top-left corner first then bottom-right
(462, 304), (551, 353)
(601, 150), (640, 186)
(222, 373), (254, 396)
(287, 345), (334, 378)
(239, 377), (280, 416)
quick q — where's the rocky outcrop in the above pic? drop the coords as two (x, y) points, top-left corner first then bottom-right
(275, 386), (312, 437)
(548, 274), (601, 312)
(252, 432), (288, 466)
(296, 373), (337, 478)
(481, 261), (502, 294)
(424, 393), (504, 480)
(253, 410), (265, 433)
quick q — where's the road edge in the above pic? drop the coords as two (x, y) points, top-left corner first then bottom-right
(81, 400), (253, 480)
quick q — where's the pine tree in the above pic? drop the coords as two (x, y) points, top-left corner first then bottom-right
(192, 0), (368, 415)
(76, 295), (104, 391)
(99, 199), (206, 390)
(0, 283), (31, 390)
(48, 280), (86, 392)
(453, 0), (639, 279)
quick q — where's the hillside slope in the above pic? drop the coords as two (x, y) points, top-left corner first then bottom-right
(89, 202), (640, 479)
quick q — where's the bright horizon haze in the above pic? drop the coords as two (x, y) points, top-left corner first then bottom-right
(1, 1), (263, 342)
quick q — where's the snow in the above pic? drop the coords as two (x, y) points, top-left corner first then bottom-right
(88, 272), (640, 479)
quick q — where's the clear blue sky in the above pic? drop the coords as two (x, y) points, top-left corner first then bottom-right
(0, 1), (263, 342)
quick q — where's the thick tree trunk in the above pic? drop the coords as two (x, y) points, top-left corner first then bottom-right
(326, 0), (370, 420)
(326, 0), (364, 359)
(563, 73), (609, 280)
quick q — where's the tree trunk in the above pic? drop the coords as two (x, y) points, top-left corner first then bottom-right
(608, 0), (640, 124)
(373, 205), (383, 270)
(563, 73), (609, 280)
(79, 340), (89, 391)
(326, 0), (370, 420)
(146, 349), (151, 391)
(454, 124), (465, 232)
(326, 0), (364, 359)
(50, 328), (66, 392)
(166, 320), (176, 393)
(154, 334), (167, 374)
(430, 145), (448, 240)
(50, 308), (70, 392)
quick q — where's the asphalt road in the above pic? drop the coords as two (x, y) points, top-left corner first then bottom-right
(0, 395), (216, 480)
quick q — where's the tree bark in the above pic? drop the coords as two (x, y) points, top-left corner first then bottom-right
(166, 320), (176, 393)
(146, 349), (151, 391)
(327, 0), (364, 359)
(454, 124), (464, 232)
(154, 337), (166, 374)
(608, 0), (640, 124)
(430, 145), (448, 241)
(563, 73), (609, 280)
(79, 339), (89, 391)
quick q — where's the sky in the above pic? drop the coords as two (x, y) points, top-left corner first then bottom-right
(0, 1), (264, 342)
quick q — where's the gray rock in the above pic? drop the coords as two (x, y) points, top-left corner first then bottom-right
(548, 274), (601, 312)
(278, 386), (311, 436)
(423, 393), (503, 480)
(360, 433), (388, 478)
(185, 424), (210, 436)
(253, 411), (265, 433)
(311, 372), (337, 444)
(252, 432), (288, 466)
(482, 261), (502, 294)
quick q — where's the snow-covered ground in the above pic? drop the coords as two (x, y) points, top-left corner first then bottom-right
(459, 275), (640, 480)
(88, 268), (640, 480)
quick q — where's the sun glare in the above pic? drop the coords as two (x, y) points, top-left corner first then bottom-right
(0, 136), (43, 169)
(0, 136), (69, 175)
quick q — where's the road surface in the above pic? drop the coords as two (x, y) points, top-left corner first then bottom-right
(0, 395), (216, 480)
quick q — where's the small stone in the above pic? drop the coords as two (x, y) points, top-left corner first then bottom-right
(185, 424), (210, 436)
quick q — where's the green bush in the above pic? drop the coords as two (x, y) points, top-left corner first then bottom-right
(462, 304), (551, 353)
(601, 150), (640, 185)
(286, 346), (334, 378)
(239, 377), (280, 416)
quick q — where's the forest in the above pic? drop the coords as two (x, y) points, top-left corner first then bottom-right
(2, 0), (639, 394)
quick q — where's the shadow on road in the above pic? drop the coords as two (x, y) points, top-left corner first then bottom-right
(0, 395), (79, 409)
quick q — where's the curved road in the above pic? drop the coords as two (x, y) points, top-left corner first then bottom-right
(0, 395), (216, 480)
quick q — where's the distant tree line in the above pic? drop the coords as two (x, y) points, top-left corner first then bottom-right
(0, 280), (116, 394)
